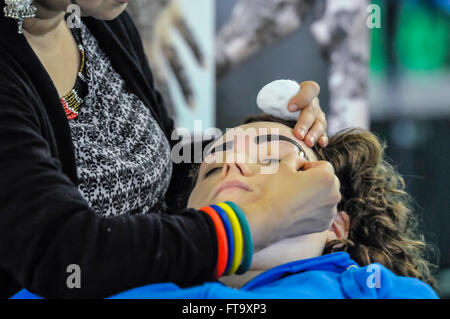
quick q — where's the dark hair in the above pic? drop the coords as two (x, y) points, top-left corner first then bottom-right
(244, 114), (438, 289)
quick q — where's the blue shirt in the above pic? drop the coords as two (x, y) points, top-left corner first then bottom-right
(11, 252), (438, 299)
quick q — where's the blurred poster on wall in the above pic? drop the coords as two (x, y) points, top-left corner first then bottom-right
(215, 0), (370, 134)
(128, 0), (216, 133)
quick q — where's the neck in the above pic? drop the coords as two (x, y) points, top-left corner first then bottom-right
(22, 2), (70, 36)
(220, 232), (327, 288)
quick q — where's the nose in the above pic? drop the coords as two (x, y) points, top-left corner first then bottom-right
(220, 134), (257, 178)
(221, 161), (253, 178)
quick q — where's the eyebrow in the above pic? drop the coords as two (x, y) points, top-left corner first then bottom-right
(208, 134), (310, 161)
(208, 140), (234, 154)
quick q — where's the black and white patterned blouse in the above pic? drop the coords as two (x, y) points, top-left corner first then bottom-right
(68, 21), (173, 217)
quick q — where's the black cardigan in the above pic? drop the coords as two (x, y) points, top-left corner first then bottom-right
(0, 4), (217, 298)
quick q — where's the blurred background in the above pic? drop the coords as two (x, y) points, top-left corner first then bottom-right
(367, 0), (450, 298)
(128, 0), (450, 297)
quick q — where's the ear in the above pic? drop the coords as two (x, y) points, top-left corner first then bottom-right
(326, 211), (350, 244)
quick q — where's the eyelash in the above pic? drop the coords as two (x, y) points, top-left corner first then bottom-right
(260, 158), (281, 165)
(203, 155), (303, 177)
(204, 167), (221, 178)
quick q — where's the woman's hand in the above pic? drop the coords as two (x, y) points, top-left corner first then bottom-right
(240, 154), (340, 251)
(288, 81), (328, 148)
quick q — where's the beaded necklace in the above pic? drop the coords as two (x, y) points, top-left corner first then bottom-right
(60, 25), (88, 120)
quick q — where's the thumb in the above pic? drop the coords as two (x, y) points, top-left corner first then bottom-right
(280, 153), (306, 172)
(288, 81), (321, 111)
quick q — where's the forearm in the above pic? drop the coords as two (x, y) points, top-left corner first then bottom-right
(0, 82), (217, 298)
(0, 162), (217, 298)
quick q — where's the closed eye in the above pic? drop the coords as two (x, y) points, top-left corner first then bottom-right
(260, 158), (281, 165)
(260, 158), (303, 171)
(204, 167), (222, 178)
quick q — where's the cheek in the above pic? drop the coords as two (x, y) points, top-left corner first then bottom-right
(187, 187), (200, 209)
(214, 190), (260, 207)
(187, 181), (211, 209)
(188, 174), (267, 209)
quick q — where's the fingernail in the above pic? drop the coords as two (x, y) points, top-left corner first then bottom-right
(297, 127), (306, 139)
(309, 135), (315, 145)
(320, 136), (328, 146)
(288, 104), (298, 112)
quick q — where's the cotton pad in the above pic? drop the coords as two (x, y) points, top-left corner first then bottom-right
(256, 80), (301, 121)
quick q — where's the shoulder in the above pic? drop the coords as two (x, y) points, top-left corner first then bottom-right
(98, 11), (145, 55)
(0, 53), (42, 115)
(0, 50), (29, 88)
(0, 55), (37, 114)
(112, 10), (140, 35)
(341, 263), (439, 299)
(107, 281), (243, 299)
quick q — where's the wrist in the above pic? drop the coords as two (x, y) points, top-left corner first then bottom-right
(200, 202), (254, 278)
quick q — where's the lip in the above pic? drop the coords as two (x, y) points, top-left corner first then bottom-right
(214, 180), (252, 198)
(115, 0), (129, 4)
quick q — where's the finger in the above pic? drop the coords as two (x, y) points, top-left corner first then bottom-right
(318, 134), (329, 148)
(302, 161), (339, 199)
(311, 111), (329, 147)
(304, 117), (326, 148)
(279, 153), (306, 172)
(293, 97), (320, 140)
(302, 160), (335, 174)
(288, 81), (320, 112)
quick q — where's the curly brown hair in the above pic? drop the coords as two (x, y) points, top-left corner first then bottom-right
(244, 114), (438, 289)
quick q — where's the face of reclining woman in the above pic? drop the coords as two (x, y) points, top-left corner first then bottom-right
(189, 121), (317, 208)
(188, 121), (349, 271)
